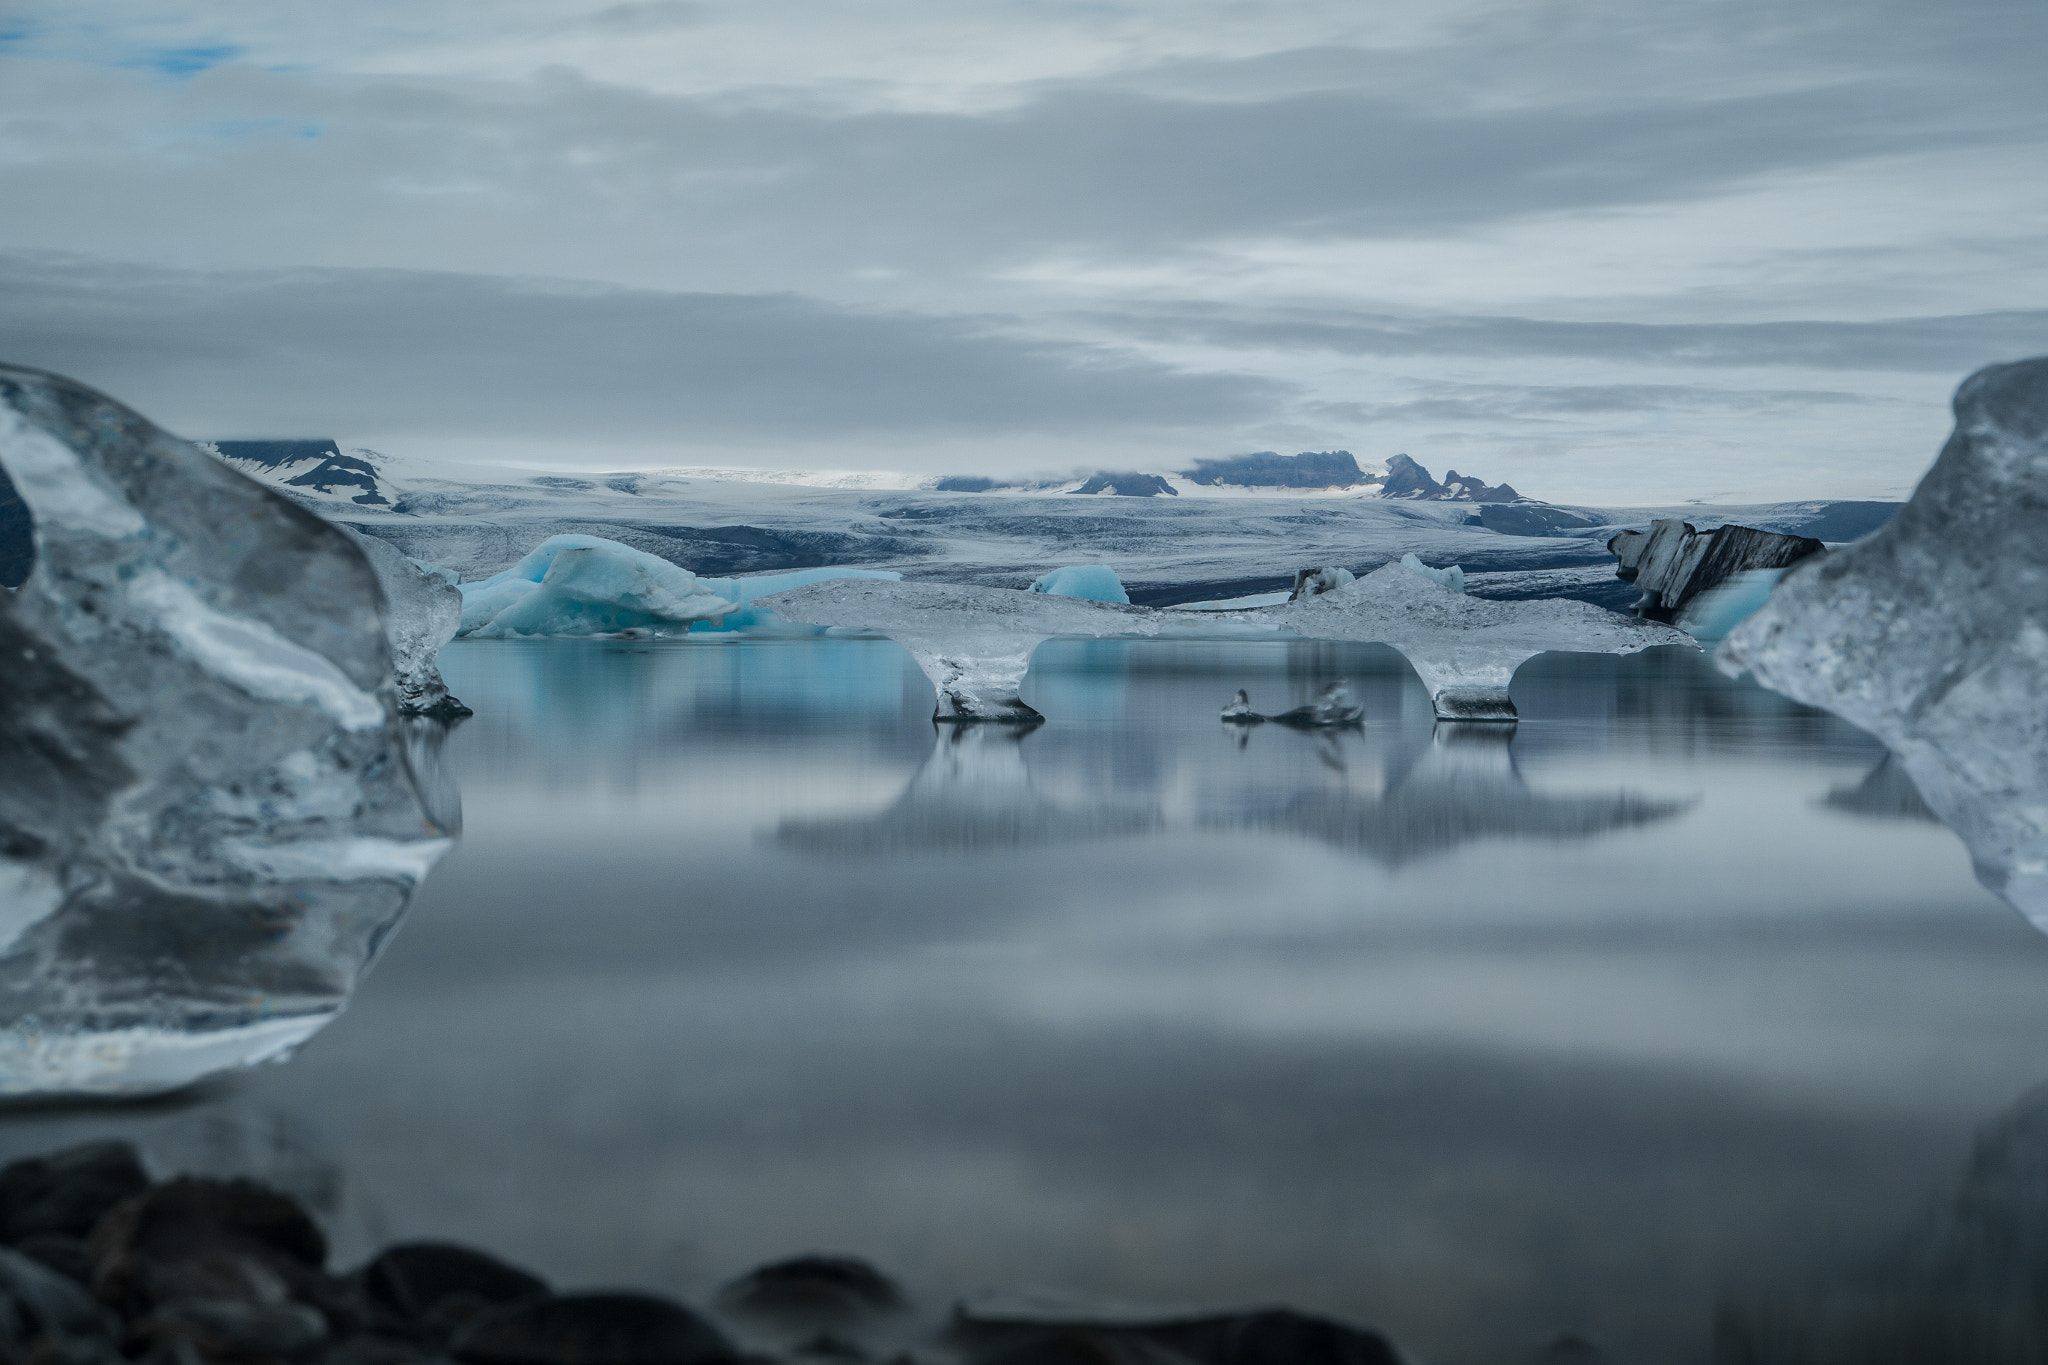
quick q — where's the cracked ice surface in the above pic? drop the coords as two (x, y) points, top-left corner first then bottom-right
(764, 562), (1691, 722)
(1721, 357), (2048, 927)
(0, 365), (455, 1097)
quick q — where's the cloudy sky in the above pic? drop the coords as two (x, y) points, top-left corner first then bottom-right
(1, 0), (2043, 501)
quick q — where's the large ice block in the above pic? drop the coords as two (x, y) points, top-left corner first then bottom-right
(1721, 357), (2048, 926)
(0, 365), (455, 1096)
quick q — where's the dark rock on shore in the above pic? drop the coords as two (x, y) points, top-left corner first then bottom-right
(0, 1141), (1412, 1365)
(950, 1307), (1402, 1365)
(714, 1256), (903, 1326)
(452, 1293), (736, 1365)
(362, 1243), (550, 1333)
(0, 1143), (151, 1244)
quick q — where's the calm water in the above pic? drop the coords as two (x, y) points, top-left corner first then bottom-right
(8, 636), (2048, 1365)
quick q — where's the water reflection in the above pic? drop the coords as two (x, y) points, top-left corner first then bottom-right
(5, 637), (2045, 1365)
(1219, 724), (1691, 867)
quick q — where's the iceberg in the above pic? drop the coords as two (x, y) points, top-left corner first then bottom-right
(455, 534), (900, 637)
(1028, 564), (1130, 604)
(1275, 563), (1693, 721)
(343, 528), (467, 716)
(1287, 566), (1354, 601)
(1222, 682), (1363, 727)
(0, 364), (455, 1096)
(1610, 519), (1824, 623)
(760, 579), (1166, 721)
(1721, 357), (2048, 926)
(764, 562), (1691, 723)
(1397, 552), (1465, 594)
(458, 534), (736, 637)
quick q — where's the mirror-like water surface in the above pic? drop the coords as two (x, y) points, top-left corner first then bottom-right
(7, 637), (2047, 1365)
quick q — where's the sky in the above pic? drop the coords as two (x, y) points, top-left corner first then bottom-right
(0, 0), (2043, 502)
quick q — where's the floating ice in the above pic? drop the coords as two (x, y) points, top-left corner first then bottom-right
(694, 565), (903, 632)
(1610, 519), (1823, 622)
(1397, 553), (1465, 594)
(343, 528), (466, 716)
(456, 535), (899, 637)
(1721, 357), (2048, 926)
(1287, 567), (1354, 601)
(1276, 563), (1693, 721)
(0, 365), (455, 1096)
(458, 535), (736, 637)
(760, 579), (1166, 721)
(764, 562), (1691, 723)
(1028, 565), (1130, 604)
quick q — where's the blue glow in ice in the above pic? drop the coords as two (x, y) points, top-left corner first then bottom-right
(1680, 568), (1785, 642)
(1029, 565), (1130, 603)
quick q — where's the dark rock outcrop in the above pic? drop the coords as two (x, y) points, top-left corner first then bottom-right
(1381, 455), (1519, 502)
(714, 1255), (903, 1326)
(1608, 519), (1824, 622)
(1070, 472), (1177, 497)
(211, 441), (392, 507)
(451, 1293), (736, 1365)
(1182, 451), (1366, 489)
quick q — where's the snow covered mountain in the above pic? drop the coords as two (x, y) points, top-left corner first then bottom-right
(202, 440), (402, 508)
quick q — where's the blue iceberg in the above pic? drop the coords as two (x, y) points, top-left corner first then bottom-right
(457, 534), (900, 637)
(1028, 565), (1130, 604)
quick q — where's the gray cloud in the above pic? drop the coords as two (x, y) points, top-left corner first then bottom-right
(1099, 305), (2048, 374)
(1308, 384), (1887, 426)
(0, 254), (1286, 443)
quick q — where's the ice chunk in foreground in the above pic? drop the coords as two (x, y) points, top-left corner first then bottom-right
(764, 564), (1691, 723)
(1276, 564), (1693, 721)
(1029, 565), (1130, 604)
(1397, 553), (1465, 594)
(0, 365), (455, 1096)
(458, 534), (736, 637)
(1721, 357), (2048, 926)
(343, 528), (467, 716)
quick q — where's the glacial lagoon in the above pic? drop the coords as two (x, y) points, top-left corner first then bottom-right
(6, 635), (2048, 1365)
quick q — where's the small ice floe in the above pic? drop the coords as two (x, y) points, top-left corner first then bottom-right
(1222, 682), (1364, 728)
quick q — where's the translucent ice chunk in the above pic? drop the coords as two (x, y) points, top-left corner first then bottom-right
(1721, 357), (2048, 926)
(0, 365), (455, 1097)
(343, 528), (466, 716)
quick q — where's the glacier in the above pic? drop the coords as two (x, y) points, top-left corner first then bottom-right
(763, 562), (1691, 723)
(0, 364), (455, 1097)
(1721, 356), (2048, 927)
(456, 534), (899, 637)
(1028, 564), (1130, 604)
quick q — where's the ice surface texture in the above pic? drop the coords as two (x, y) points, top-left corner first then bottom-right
(341, 528), (466, 716)
(1028, 565), (1129, 604)
(0, 365), (455, 1096)
(1721, 357), (2048, 926)
(764, 563), (1691, 723)
(1277, 565), (1691, 720)
(456, 534), (897, 637)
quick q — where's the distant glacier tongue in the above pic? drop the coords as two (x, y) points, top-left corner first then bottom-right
(0, 365), (456, 1097)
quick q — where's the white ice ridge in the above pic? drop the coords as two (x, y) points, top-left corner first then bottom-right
(1721, 356), (2048, 927)
(761, 562), (1692, 722)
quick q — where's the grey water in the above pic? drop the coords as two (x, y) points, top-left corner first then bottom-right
(8, 636), (2048, 1365)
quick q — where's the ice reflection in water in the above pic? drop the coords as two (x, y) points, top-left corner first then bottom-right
(7, 635), (2048, 1365)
